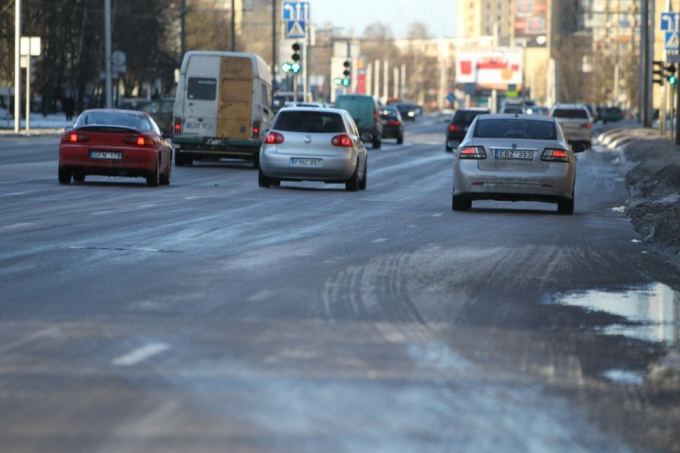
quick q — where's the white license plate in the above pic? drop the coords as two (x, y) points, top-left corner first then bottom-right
(290, 158), (322, 168)
(90, 151), (122, 160)
(495, 149), (533, 160)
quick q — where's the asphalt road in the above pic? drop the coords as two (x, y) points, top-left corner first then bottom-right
(1, 119), (679, 452)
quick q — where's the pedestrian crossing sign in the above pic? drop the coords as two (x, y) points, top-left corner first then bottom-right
(665, 32), (680, 51)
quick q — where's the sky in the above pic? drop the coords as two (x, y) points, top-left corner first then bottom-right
(310, 0), (458, 38)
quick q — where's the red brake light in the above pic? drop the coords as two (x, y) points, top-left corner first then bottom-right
(449, 124), (460, 132)
(387, 120), (401, 127)
(64, 132), (89, 144)
(173, 118), (182, 135)
(583, 122), (593, 129)
(458, 146), (486, 160)
(331, 134), (353, 147)
(265, 131), (285, 145)
(124, 135), (153, 147)
(136, 136), (146, 146)
(252, 120), (261, 139)
(374, 111), (379, 122)
(541, 148), (570, 162)
(69, 133), (78, 143)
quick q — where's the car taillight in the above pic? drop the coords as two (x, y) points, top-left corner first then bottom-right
(387, 120), (401, 127)
(252, 121), (261, 139)
(264, 131), (285, 145)
(124, 135), (154, 147)
(448, 124), (460, 132)
(541, 148), (570, 162)
(374, 111), (379, 123)
(173, 118), (182, 135)
(583, 122), (593, 129)
(331, 134), (353, 148)
(458, 146), (486, 160)
(63, 132), (90, 144)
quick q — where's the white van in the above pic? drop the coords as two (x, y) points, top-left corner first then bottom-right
(172, 51), (273, 168)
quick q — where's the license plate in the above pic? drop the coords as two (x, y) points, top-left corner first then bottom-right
(290, 158), (322, 167)
(495, 149), (533, 160)
(90, 151), (122, 160)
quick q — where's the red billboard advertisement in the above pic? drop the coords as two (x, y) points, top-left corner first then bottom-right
(514, 0), (548, 47)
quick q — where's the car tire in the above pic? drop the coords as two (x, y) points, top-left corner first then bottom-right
(147, 160), (160, 187)
(397, 135), (404, 145)
(73, 174), (85, 183)
(160, 165), (171, 185)
(258, 169), (272, 188)
(372, 137), (382, 150)
(346, 163), (361, 192)
(557, 198), (574, 215)
(452, 194), (471, 211)
(359, 162), (367, 190)
(58, 168), (72, 185)
(252, 154), (260, 170)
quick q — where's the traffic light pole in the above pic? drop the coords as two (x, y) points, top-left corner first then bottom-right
(14, 0), (21, 133)
(676, 66), (680, 144)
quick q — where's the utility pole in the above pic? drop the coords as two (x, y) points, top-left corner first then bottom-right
(272, 0), (277, 92)
(14, 0), (21, 133)
(104, 0), (112, 108)
(231, 0), (236, 51)
(180, 0), (187, 57)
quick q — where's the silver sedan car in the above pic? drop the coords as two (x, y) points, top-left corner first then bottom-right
(259, 108), (368, 191)
(452, 114), (579, 214)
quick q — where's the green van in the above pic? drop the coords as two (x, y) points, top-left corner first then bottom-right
(334, 95), (383, 149)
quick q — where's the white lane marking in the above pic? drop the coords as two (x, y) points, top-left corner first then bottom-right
(432, 213), (443, 217)
(0, 191), (29, 197)
(612, 206), (626, 213)
(112, 343), (170, 367)
(247, 289), (276, 302)
(631, 239), (642, 244)
(0, 222), (35, 232)
(371, 238), (388, 244)
(0, 327), (62, 355)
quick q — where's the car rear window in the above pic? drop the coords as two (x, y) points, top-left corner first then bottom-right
(274, 111), (345, 133)
(474, 119), (557, 140)
(335, 98), (374, 120)
(75, 112), (152, 131)
(381, 108), (399, 120)
(452, 110), (488, 124)
(187, 77), (217, 101)
(552, 108), (589, 119)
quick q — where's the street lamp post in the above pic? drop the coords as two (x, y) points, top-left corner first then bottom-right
(14, 0), (21, 133)
(104, 0), (112, 108)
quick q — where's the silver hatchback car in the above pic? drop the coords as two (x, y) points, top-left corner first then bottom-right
(259, 108), (368, 191)
(452, 114), (579, 214)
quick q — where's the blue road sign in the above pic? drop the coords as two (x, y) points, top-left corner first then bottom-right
(661, 12), (680, 31)
(283, 2), (309, 39)
(666, 31), (680, 51)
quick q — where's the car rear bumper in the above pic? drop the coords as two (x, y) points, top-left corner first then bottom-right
(260, 149), (357, 182)
(453, 161), (575, 200)
(173, 136), (261, 160)
(59, 145), (158, 175)
(382, 126), (402, 138)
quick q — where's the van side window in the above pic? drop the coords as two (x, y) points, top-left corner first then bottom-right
(261, 83), (271, 109)
(187, 78), (217, 101)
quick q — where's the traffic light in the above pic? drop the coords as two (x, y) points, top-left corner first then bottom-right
(666, 64), (677, 86)
(291, 43), (301, 63)
(342, 60), (351, 87)
(653, 60), (665, 86)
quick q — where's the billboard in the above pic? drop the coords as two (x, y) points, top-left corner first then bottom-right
(456, 50), (523, 91)
(515, 0), (548, 48)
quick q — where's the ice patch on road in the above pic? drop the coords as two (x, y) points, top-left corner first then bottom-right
(603, 369), (644, 385)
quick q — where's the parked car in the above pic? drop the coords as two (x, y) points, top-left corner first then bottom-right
(452, 114), (579, 214)
(172, 51), (273, 168)
(601, 107), (625, 124)
(334, 94), (383, 149)
(58, 109), (172, 186)
(549, 103), (593, 149)
(380, 105), (404, 144)
(258, 107), (369, 191)
(446, 108), (490, 151)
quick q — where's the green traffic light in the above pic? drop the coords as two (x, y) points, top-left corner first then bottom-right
(669, 75), (677, 86)
(341, 77), (350, 87)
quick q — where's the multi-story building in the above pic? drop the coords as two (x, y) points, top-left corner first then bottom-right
(458, 0), (515, 46)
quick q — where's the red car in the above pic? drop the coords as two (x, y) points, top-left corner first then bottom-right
(58, 109), (172, 186)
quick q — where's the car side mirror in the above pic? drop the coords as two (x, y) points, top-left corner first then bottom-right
(572, 143), (587, 153)
(361, 132), (373, 142)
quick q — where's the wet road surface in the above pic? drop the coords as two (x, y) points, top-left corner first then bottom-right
(1, 119), (679, 452)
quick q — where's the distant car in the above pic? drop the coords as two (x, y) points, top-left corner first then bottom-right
(549, 103), (593, 149)
(452, 114), (579, 215)
(395, 103), (418, 121)
(380, 105), (404, 144)
(334, 94), (383, 149)
(258, 108), (369, 191)
(285, 102), (330, 109)
(527, 106), (549, 116)
(139, 98), (175, 137)
(446, 108), (490, 151)
(601, 107), (624, 124)
(501, 106), (526, 114)
(58, 109), (172, 186)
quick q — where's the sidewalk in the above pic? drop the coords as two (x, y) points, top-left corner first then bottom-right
(0, 113), (71, 136)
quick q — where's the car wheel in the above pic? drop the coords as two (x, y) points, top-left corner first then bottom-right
(557, 198), (574, 215)
(258, 169), (272, 188)
(397, 135), (404, 145)
(359, 162), (367, 190)
(345, 162), (361, 192)
(73, 174), (85, 183)
(452, 194), (471, 211)
(147, 160), (160, 187)
(160, 165), (171, 185)
(58, 168), (72, 185)
(252, 154), (260, 170)
(372, 137), (381, 150)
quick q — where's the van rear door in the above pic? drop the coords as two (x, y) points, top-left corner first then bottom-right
(218, 56), (254, 140)
(184, 55), (220, 138)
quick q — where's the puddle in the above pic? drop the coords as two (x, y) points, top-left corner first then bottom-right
(603, 369), (644, 385)
(551, 283), (679, 345)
